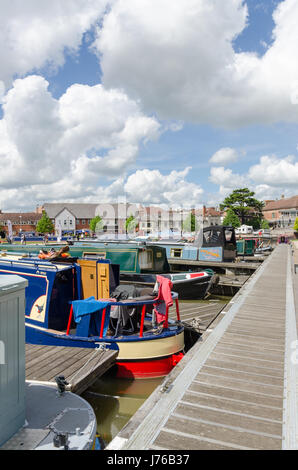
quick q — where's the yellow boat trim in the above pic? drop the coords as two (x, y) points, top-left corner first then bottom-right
(117, 331), (184, 361)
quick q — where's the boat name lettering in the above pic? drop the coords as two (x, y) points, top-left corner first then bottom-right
(200, 249), (220, 258)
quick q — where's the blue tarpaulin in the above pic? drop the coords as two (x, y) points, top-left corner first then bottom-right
(72, 297), (110, 337)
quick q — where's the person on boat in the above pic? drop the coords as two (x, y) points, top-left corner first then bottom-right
(21, 233), (26, 245)
(38, 245), (70, 260)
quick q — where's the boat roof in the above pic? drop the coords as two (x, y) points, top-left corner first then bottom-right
(0, 252), (74, 271)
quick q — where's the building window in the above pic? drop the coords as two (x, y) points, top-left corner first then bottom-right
(82, 219), (85, 225)
(272, 213), (275, 219)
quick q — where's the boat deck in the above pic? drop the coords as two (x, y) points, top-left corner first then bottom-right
(25, 344), (118, 395)
(107, 244), (298, 450)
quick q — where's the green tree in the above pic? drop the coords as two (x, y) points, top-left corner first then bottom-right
(223, 208), (241, 228)
(261, 219), (270, 230)
(294, 217), (298, 232)
(125, 215), (139, 233)
(89, 215), (103, 233)
(220, 188), (264, 225)
(183, 213), (197, 232)
(36, 211), (54, 234)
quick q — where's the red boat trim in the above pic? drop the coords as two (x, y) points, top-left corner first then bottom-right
(116, 352), (184, 379)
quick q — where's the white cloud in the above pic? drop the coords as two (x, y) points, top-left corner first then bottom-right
(124, 167), (203, 207)
(209, 166), (247, 188)
(92, 0), (298, 127)
(208, 153), (298, 206)
(209, 147), (239, 165)
(0, 75), (160, 191)
(0, 0), (110, 86)
(248, 155), (298, 187)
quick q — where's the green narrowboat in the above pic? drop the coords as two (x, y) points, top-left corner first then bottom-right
(0, 241), (169, 274)
(236, 238), (255, 256)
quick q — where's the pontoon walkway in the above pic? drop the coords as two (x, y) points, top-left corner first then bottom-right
(107, 244), (298, 450)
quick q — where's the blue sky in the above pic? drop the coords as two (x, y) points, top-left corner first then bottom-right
(0, 0), (297, 211)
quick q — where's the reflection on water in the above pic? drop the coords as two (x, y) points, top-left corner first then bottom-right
(82, 367), (162, 445)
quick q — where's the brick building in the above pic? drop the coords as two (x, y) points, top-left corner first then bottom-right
(0, 210), (42, 235)
(263, 195), (298, 227)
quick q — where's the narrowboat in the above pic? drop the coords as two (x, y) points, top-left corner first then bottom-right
(0, 252), (184, 379)
(145, 226), (237, 263)
(0, 241), (216, 300)
(236, 238), (255, 256)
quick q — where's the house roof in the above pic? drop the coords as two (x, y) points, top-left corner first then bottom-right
(43, 203), (99, 219)
(0, 212), (41, 223)
(263, 196), (298, 211)
(205, 207), (222, 217)
(43, 202), (141, 219)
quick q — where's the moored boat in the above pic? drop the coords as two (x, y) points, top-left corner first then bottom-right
(0, 240), (216, 299)
(0, 252), (184, 379)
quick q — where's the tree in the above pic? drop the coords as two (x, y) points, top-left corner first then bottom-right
(220, 188), (264, 225)
(36, 211), (54, 234)
(89, 215), (103, 233)
(222, 208), (241, 228)
(261, 219), (270, 230)
(183, 213), (197, 232)
(294, 217), (298, 232)
(125, 215), (139, 233)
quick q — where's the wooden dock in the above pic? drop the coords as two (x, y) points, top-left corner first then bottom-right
(169, 258), (260, 274)
(107, 244), (298, 450)
(26, 344), (118, 395)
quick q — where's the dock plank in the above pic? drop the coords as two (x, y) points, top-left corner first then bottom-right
(26, 344), (118, 394)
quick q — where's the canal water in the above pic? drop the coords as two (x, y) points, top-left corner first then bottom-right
(82, 368), (162, 445)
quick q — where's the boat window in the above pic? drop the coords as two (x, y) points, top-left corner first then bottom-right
(83, 252), (106, 259)
(203, 229), (221, 245)
(170, 248), (183, 258)
(225, 229), (233, 241)
(138, 249), (153, 269)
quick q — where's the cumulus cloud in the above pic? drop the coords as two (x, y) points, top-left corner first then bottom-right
(208, 153), (298, 205)
(209, 166), (247, 188)
(0, 0), (110, 86)
(124, 167), (204, 207)
(92, 0), (298, 127)
(248, 154), (298, 187)
(0, 75), (160, 190)
(209, 147), (240, 165)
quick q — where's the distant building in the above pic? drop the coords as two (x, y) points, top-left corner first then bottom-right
(204, 207), (224, 226)
(38, 202), (224, 237)
(263, 195), (298, 227)
(0, 210), (42, 235)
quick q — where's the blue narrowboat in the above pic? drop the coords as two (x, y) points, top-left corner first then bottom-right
(0, 253), (184, 379)
(148, 226), (237, 263)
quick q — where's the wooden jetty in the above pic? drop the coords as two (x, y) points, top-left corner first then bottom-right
(107, 244), (298, 450)
(25, 344), (118, 395)
(169, 258), (260, 275)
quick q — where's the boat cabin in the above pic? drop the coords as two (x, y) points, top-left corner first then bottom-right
(198, 226), (237, 262)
